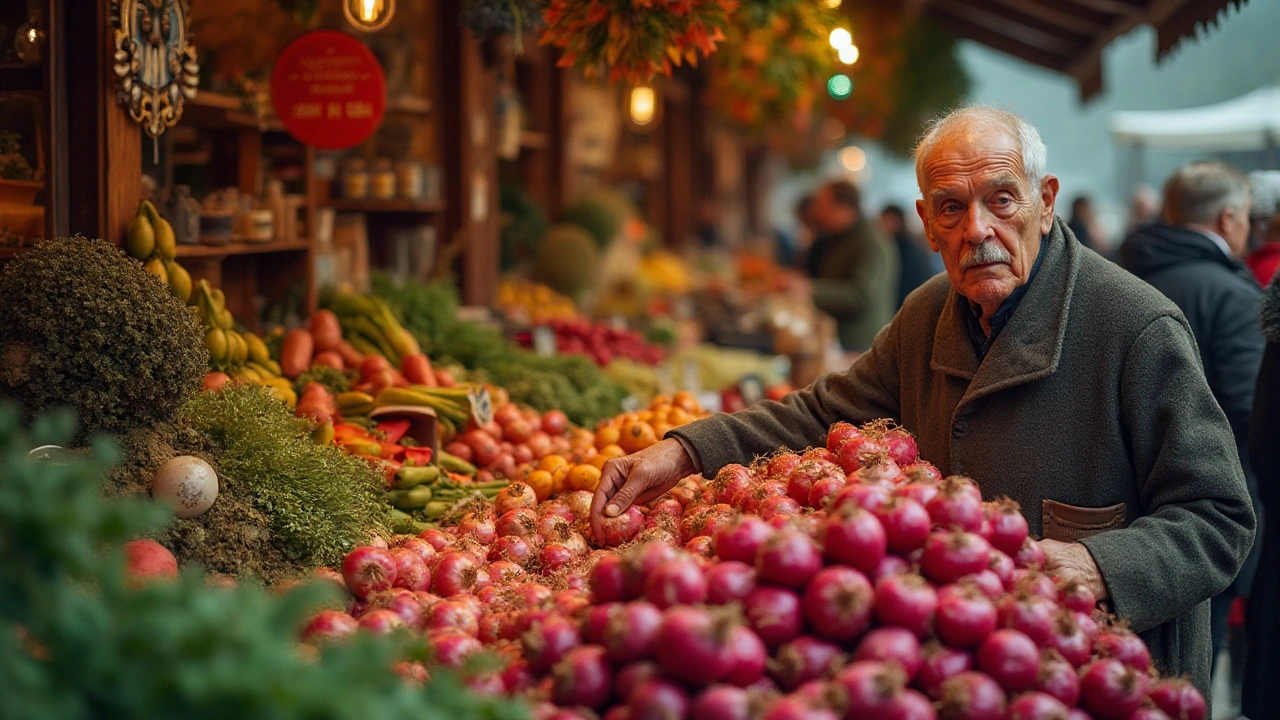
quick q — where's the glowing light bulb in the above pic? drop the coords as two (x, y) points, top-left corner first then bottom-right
(630, 86), (656, 126)
(838, 44), (859, 65)
(838, 146), (866, 172)
(345, 0), (394, 31)
(829, 28), (852, 50)
(822, 0), (842, 8)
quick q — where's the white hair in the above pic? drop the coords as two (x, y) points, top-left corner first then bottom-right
(914, 106), (1047, 195)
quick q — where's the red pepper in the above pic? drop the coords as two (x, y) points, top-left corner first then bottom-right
(377, 419), (412, 445)
(381, 442), (405, 459)
(402, 446), (434, 466)
(380, 458), (403, 484)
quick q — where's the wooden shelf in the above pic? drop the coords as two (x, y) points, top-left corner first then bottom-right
(321, 198), (446, 213)
(0, 245), (33, 258)
(0, 65), (43, 93)
(387, 95), (432, 116)
(519, 131), (549, 150)
(183, 91), (284, 132)
(175, 238), (310, 258)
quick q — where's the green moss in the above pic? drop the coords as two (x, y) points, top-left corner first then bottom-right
(180, 386), (388, 567)
(0, 236), (208, 439)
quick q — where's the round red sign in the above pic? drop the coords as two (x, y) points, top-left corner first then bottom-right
(271, 30), (387, 149)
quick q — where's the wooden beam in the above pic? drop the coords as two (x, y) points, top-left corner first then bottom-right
(930, 9), (1075, 72)
(1062, 0), (1146, 16)
(980, 0), (1110, 36)
(930, 2), (1085, 56)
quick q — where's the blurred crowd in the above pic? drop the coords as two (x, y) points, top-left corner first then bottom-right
(787, 162), (1280, 718)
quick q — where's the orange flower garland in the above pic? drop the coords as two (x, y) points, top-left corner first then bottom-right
(541, 0), (737, 85)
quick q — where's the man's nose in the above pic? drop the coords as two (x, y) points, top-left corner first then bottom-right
(962, 204), (995, 243)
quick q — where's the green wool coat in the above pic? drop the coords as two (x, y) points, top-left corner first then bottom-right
(811, 218), (900, 351)
(672, 219), (1255, 695)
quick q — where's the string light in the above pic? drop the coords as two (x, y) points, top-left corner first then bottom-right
(829, 28), (852, 50)
(838, 44), (859, 65)
(838, 146), (867, 172)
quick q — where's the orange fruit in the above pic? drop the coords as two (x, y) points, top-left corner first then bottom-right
(651, 422), (674, 439)
(539, 454), (568, 474)
(636, 410), (654, 422)
(589, 455), (610, 470)
(594, 425), (621, 449)
(668, 408), (693, 426)
(526, 470), (554, 502)
(619, 421), (658, 454)
(673, 391), (698, 413)
(598, 443), (627, 460)
(567, 464), (602, 492)
(650, 395), (671, 411)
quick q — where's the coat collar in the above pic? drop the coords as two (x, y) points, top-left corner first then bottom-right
(930, 218), (1079, 402)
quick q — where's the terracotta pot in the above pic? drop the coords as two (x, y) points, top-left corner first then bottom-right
(0, 179), (42, 206)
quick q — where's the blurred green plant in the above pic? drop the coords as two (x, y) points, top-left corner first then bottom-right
(0, 403), (527, 720)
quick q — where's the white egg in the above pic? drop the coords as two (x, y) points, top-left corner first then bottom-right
(152, 455), (219, 519)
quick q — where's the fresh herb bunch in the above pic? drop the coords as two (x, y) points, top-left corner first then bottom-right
(0, 236), (208, 439)
(294, 365), (351, 397)
(460, 0), (545, 52)
(541, 0), (737, 85)
(0, 403), (528, 720)
(180, 386), (388, 567)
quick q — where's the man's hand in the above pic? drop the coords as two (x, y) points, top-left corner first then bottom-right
(591, 439), (697, 545)
(1041, 539), (1108, 601)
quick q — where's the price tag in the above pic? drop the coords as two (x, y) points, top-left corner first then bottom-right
(739, 374), (765, 406)
(533, 325), (557, 357)
(468, 386), (494, 428)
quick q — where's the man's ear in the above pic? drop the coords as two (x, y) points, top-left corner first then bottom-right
(1039, 175), (1060, 235)
(916, 199), (939, 252)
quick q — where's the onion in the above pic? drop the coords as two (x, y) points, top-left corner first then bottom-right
(616, 661), (661, 700)
(523, 614), (582, 673)
(494, 481), (538, 517)
(823, 506), (888, 573)
(1014, 538), (1047, 569)
(835, 437), (885, 474)
(426, 599), (479, 636)
(985, 499), (1029, 556)
(496, 508), (539, 538)
(1048, 610), (1092, 667)
(599, 506), (646, 546)
(871, 555), (911, 585)
(938, 671), (1006, 720)
(873, 573), (937, 638)
(1079, 659), (1150, 720)
(1014, 570), (1059, 602)
(714, 464), (755, 506)
(831, 482), (892, 514)
(551, 645), (613, 711)
(706, 560), (758, 605)
(853, 454), (902, 485)
(1092, 626), (1152, 671)
(915, 642), (972, 699)
(921, 531), (992, 585)
(540, 543), (578, 574)
(852, 627), (923, 679)
(394, 536), (439, 567)
(935, 582), (997, 647)
(301, 609), (358, 643)
(1148, 677), (1207, 720)
(926, 479), (985, 532)
(490, 535), (539, 568)
(623, 541), (679, 597)
(834, 660), (908, 717)
(808, 476), (848, 510)
(756, 529), (823, 589)
(1058, 581), (1097, 615)
(802, 566), (873, 643)
(691, 685), (751, 720)
(628, 677), (690, 720)
(722, 625), (768, 687)
(653, 606), (738, 687)
(826, 422), (864, 453)
(389, 548), (431, 592)
(431, 551), (483, 597)
(874, 497), (932, 555)
(901, 461), (943, 485)
(590, 553), (631, 603)
(766, 453), (805, 481)
(997, 591), (1059, 648)
(761, 697), (840, 720)
(581, 603), (618, 644)
(357, 608), (404, 634)
(976, 629), (1040, 693)
(769, 635), (844, 691)
(457, 514), (497, 545)
(714, 515), (773, 563)
(1035, 649), (1081, 707)
(743, 586), (805, 648)
(603, 601), (663, 664)
(342, 546), (397, 599)
(759, 495), (804, 522)
(1005, 692), (1070, 720)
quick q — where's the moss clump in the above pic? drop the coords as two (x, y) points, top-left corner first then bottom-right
(533, 223), (599, 300)
(180, 385), (388, 568)
(0, 236), (207, 438)
(562, 188), (636, 248)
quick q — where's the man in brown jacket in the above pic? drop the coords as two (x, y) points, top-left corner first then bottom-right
(591, 107), (1255, 696)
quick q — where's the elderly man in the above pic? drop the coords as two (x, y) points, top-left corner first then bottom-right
(591, 107), (1255, 695)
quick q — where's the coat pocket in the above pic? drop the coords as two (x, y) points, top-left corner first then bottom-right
(1041, 500), (1126, 542)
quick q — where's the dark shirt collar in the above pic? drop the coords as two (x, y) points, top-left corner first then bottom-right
(961, 235), (1049, 358)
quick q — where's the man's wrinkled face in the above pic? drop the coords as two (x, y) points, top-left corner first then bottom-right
(916, 125), (1058, 314)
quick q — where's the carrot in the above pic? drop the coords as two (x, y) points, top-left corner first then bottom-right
(401, 353), (436, 386)
(336, 341), (364, 368)
(280, 329), (314, 379)
(313, 350), (345, 370)
(308, 310), (343, 351)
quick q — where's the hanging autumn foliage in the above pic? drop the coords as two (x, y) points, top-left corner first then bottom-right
(705, 0), (840, 130)
(824, 8), (969, 157)
(540, 0), (737, 85)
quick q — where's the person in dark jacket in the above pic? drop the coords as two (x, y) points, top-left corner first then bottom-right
(1119, 160), (1265, 676)
(807, 181), (899, 351)
(880, 203), (936, 308)
(593, 108), (1256, 697)
(1243, 273), (1280, 718)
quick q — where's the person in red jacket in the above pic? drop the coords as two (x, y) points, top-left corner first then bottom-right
(1247, 214), (1280, 286)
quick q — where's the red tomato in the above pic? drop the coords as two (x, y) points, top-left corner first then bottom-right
(360, 355), (392, 381)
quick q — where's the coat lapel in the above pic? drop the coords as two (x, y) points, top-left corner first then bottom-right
(963, 219), (1078, 404)
(929, 219), (1079, 403)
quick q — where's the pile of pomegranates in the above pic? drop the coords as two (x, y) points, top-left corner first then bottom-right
(303, 420), (1205, 720)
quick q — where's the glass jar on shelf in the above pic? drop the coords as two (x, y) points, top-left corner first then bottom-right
(342, 159), (369, 200)
(371, 159), (397, 200)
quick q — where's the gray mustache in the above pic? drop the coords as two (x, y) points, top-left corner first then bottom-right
(960, 242), (1012, 270)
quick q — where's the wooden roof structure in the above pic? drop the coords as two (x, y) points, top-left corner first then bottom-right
(917, 0), (1249, 99)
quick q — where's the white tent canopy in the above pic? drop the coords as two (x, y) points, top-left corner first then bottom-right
(1109, 86), (1280, 151)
